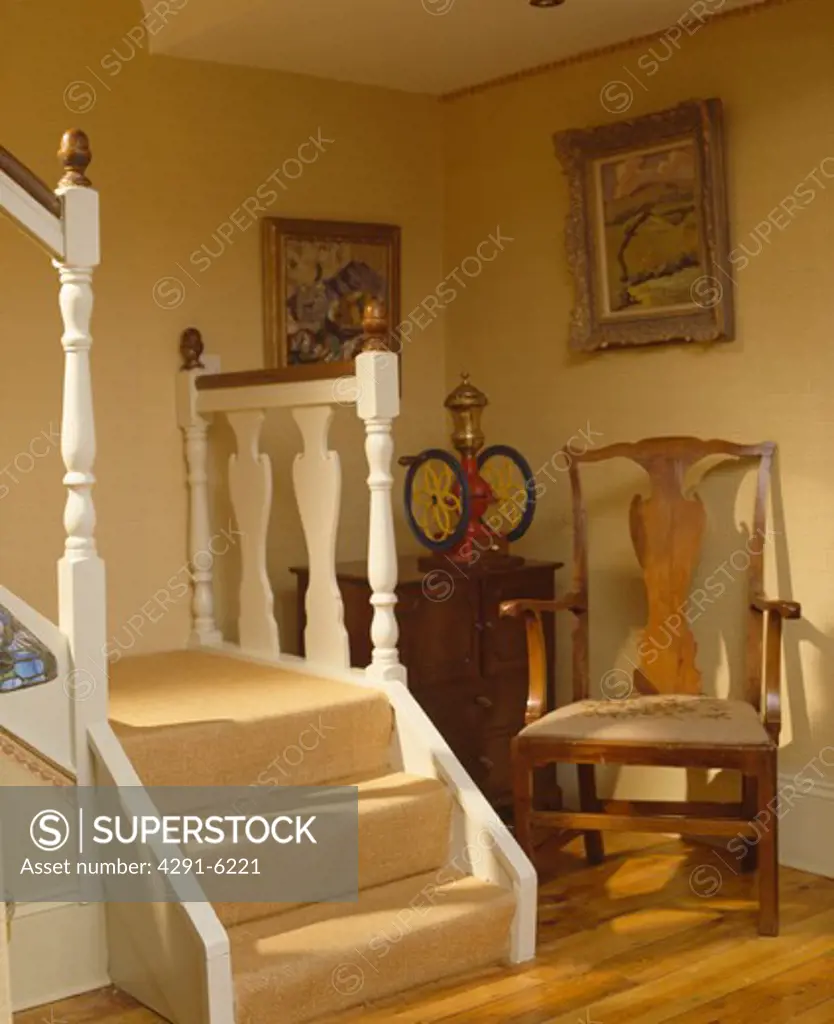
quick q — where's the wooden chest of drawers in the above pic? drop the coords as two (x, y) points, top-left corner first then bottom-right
(291, 558), (560, 812)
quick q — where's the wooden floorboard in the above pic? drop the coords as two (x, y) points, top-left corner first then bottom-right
(14, 834), (834, 1024)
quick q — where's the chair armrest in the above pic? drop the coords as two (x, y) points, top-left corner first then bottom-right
(502, 606), (549, 725)
(761, 611), (785, 743)
(748, 594), (800, 741)
(499, 594), (586, 619)
(498, 596), (582, 726)
(751, 593), (801, 619)
(752, 593), (800, 742)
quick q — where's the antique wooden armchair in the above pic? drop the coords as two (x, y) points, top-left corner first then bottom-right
(501, 437), (800, 936)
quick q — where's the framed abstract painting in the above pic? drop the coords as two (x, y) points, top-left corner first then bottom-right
(554, 98), (734, 352)
(262, 217), (401, 379)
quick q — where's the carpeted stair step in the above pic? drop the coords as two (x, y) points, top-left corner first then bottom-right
(229, 871), (515, 1024)
(214, 771), (453, 928)
(109, 652), (393, 788)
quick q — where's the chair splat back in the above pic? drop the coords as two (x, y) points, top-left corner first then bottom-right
(566, 436), (775, 700)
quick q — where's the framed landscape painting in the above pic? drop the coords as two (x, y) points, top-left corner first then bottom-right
(262, 217), (401, 379)
(554, 99), (734, 352)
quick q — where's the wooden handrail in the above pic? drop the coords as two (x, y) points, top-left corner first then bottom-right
(182, 303), (392, 391)
(0, 146), (61, 217)
(195, 364), (349, 390)
(180, 327), (356, 390)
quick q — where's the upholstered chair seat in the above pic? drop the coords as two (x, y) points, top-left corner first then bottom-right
(520, 695), (770, 747)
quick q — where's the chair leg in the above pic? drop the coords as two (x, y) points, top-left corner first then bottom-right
(740, 774), (758, 874)
(577, 764), (605, 866)
(512, 741), (535, 862)
(756, 749), (779, 936)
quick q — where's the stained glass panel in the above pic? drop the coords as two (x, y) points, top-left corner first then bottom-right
(0, 604), (58, 693)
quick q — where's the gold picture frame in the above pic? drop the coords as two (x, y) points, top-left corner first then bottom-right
(554, 98), (734, 352)
(262, 217), (401, 379)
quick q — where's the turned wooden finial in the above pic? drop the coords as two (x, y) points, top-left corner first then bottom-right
(360, 298), (390, 353)
(180, 327), (205, 370)
(58, 129), (92, 188)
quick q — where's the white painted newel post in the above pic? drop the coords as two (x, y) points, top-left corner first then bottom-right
(176, 329), (222, 647)
(356, 343), (405, 684)
(55, 131), (107, 787)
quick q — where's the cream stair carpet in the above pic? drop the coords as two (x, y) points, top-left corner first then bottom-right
(110, 652), (514, 1023)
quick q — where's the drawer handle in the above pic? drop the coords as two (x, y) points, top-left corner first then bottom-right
(478, 756), (495, 771)
(474, 695), (493, 709)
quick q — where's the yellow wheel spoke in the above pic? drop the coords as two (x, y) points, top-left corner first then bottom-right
(431, 500), (452, 537)
(424, 464), (442, 493)
(412, 458), (463, 542)
(483, 456), (530, 534)
(415, 505), (432, 532)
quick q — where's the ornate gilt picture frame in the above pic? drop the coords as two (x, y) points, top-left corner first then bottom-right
(262, 217), (401, 379)
(554, 99), (734, 352)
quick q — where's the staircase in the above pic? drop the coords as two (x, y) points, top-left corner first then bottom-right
(1, 130), (533, 1023)
(109, 651), (516, 1022)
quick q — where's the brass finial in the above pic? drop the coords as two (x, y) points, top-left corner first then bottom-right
(180, 327), (205, 370)
(58, 129), (92, 188)
(444, 372), (488, 457)
(359, 298), (390, 353)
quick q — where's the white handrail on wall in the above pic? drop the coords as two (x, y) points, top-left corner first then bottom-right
(176, 329), (405, 682)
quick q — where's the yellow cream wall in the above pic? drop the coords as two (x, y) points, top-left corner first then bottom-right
(0, 0), (445, 653)
(443, 0), (834, 785)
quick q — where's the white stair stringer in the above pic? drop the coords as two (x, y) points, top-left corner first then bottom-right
(88, 722), (235, 1024)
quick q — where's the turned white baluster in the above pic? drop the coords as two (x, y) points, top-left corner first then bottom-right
(55, 131), (107, 786)
(227, 410), (280, 658)
(292, 405), (350, 668)
(356, 333), (405, 684)
(177, 329), (222, 647)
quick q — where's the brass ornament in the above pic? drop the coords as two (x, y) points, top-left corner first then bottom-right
(444, 373), (488, 458)
(58, 128), (92, 189)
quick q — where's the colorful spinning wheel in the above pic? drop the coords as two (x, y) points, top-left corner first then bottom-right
(477, 444), (537, 543)
(403, 449), (471, 552)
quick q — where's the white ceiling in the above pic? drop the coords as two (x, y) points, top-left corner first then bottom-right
(146, 0), (768, 96)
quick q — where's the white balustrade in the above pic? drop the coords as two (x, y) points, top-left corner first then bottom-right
(356, 349), (405, 684)
(292, 405), (350, 667)
(227, 409), (280, 658)
(178, 319), (404, 682)
(176, 333), (222, 648)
